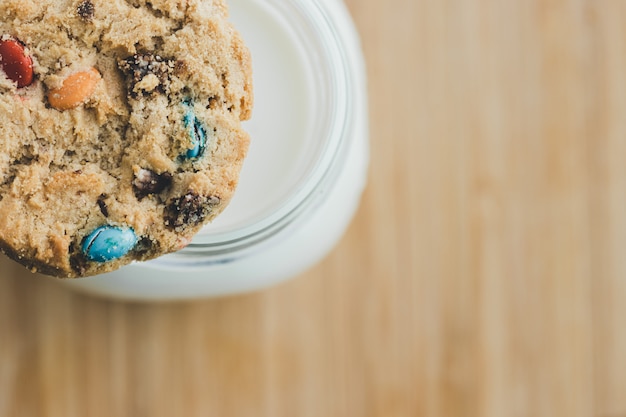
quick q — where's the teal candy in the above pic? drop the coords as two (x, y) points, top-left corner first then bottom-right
(82, 225), (138, 263)
(182, 104), (207, 159)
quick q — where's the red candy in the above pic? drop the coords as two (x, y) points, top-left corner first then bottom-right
(0, 38), (34, 88)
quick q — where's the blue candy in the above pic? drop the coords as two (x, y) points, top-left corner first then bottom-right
(82, 225), (138, 263)
(182, 104), (207, 160)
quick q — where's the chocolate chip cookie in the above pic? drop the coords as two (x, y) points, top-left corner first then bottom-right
(0, 0), (253, 277)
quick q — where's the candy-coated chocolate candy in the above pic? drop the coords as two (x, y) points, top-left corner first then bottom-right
(48, 67), (101, 110)
(0, 38), (34, 88)
(82, 225), (137, 263)
(182, 105), (207, 159)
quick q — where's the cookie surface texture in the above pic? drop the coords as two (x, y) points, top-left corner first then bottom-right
(0, 0), (253, 277)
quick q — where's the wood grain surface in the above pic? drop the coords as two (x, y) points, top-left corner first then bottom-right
(2, 0), (626, 416)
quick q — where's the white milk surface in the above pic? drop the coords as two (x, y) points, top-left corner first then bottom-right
(203, 0), (317, 233)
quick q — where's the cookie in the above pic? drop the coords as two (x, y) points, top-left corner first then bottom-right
(0, 0), (253, 277)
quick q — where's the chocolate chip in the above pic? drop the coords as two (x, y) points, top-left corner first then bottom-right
(118, 53), (174, 98)
(70, 254), (88, 276)
(97, 194), (109, 217)
(133, 236), (159, 258)
(133, 169), (172, 200)
(77, 0), (95, 20)
(164, 192), (220, 231)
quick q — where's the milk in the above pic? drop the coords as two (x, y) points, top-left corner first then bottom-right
(206, 0), (316, 233)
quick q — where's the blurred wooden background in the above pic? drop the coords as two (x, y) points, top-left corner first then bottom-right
(2, 0), (626, 416)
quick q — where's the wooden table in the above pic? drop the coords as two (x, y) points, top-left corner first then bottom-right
(2, 0), (626, 416)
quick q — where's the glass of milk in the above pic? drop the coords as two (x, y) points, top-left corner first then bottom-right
(63, 0), (369, 300)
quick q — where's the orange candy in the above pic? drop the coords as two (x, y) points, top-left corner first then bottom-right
(48, 67), (101, 110)
(0, 39), (34, 88)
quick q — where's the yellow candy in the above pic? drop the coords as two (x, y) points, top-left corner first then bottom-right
(48, 67), (101, 110)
